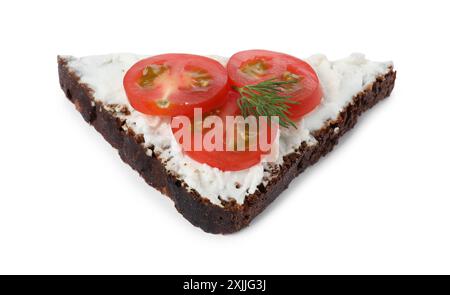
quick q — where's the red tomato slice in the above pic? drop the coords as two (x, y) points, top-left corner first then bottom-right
(172, 90), (278, 171)
(124, 54), (228, 117)
(227, 50), (322, 121)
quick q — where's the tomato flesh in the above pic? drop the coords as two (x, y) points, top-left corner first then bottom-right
(227, 50), (322, 121)
(124, 54), (228, 117)
(125, 50), (322, 171)
(172, 90), (278, 171)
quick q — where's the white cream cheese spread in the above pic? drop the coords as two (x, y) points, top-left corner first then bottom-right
(66, 53), (392, 206)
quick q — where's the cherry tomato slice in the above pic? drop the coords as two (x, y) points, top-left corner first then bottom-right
(227, 50), (322, 121)
(124, 54), (228, 117)
(172, 90), (278, 171)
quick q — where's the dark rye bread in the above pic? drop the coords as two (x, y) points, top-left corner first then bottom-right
(58, 56), (396, 234)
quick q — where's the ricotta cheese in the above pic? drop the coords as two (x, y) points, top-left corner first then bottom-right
(66, 53), (392, 205)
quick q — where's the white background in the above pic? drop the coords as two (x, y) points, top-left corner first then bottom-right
(0, 0), (449, 274)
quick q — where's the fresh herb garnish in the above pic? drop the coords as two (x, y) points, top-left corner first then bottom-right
(235, 79), (299, 129)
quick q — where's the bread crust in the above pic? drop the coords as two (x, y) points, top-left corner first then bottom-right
(58, 56), (396, 234)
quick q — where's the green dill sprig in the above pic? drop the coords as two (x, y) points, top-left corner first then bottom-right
(235, 79), (299, 129)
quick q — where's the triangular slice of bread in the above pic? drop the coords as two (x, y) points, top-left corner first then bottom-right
(57, 53), (396, 234)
